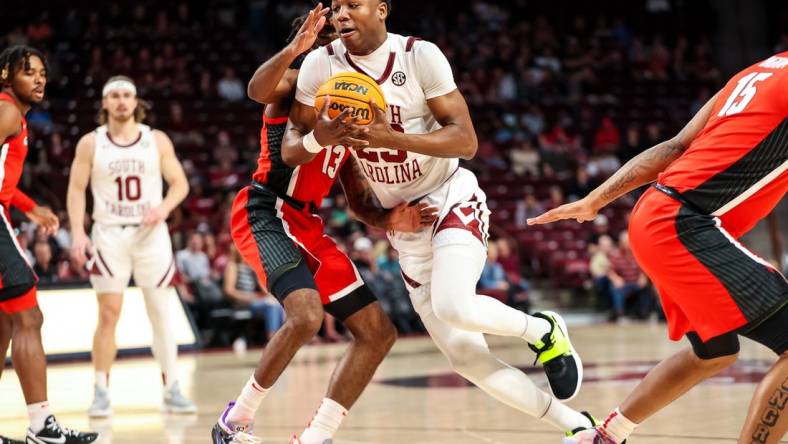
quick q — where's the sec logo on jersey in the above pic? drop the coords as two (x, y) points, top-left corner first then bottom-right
(392, 71), (407, 86)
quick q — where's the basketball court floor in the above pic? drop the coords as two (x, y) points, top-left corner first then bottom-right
(1, 322), (783, 443)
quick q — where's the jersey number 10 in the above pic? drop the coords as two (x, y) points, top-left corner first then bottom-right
(114, 175), (141, 201)
(717, 71), (773, 117)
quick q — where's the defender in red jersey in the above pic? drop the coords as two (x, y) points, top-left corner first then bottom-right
(213, 5), (437, 444)
(532, 53), (787, 444)
(0, 46), (98, 444)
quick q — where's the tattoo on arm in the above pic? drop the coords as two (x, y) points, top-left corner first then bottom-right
(596, 137), (687, 204)
(339, 157), (390, 230)
(751, 377), (788, 444)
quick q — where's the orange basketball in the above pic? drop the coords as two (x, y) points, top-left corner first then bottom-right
(314, 72), (386, 125)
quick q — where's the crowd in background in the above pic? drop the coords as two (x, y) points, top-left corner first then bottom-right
(4, 0), (783, 345)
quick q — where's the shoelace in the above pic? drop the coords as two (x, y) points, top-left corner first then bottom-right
(230, 431), (262, 444)
(46, 421), (81, 437)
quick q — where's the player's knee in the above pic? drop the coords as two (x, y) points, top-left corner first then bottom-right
(284, 309), (323, 341)
(348, 304), (397, 348)
(13, 306), (43, 332)
(431, 301), (467, 329)
(98, 304), (122, 328)
(445, 340), (489, 376)
(687, 346), (738, 370)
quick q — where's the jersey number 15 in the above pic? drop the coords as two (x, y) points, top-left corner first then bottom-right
(718, 72), (773, 117)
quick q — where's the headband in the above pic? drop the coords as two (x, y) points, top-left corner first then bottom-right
(102, 79), (137, 97)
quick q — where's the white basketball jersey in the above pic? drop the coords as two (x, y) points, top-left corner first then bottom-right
(297, 33), (460, 209)
(91, 124), (162, 225)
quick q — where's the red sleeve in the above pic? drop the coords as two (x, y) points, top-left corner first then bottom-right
(11, 189), (36, 213)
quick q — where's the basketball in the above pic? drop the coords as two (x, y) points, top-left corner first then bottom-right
(314, 72), (386, 125)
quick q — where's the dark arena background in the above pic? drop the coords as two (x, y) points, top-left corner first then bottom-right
(1, 1), (787, 443)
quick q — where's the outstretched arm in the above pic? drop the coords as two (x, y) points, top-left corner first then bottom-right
(247, 3), (329, 104)
(338, 156), (437, 232)
(528, 92), (719, 225)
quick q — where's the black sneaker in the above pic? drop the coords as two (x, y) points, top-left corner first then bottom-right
(528, 311), (583, 400)
(1, 435), (24, 444)
(26, 415), (98, 444)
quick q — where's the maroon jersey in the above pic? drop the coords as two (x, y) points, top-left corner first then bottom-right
(252, 115), (349, 208)
(0, 92), (29, 209)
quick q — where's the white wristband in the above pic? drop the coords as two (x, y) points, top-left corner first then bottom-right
(303, 131), (324, 154)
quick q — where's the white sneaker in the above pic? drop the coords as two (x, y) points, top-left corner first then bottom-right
(163, 382), (198, 414)
(88, 385), (112, 418)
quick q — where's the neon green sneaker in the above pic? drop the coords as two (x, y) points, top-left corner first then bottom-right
(566, 411), (598, 438)
(528, 310), (583, 400)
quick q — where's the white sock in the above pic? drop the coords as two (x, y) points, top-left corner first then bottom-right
(226, 376), (270, 424)
(599, 408), (638, 443)
(27, 401), (51, 433)
(299, 398), (347, 443)
(540, 397), (595, 433)
(142, 288), (178, 389)
(521, 313), (552, 344)
(95, 371), (109, 390)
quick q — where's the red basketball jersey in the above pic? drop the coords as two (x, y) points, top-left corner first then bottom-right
(0, 92), (29, 209)
(252, 114), (349, 207)
(658, 52), (788, 235)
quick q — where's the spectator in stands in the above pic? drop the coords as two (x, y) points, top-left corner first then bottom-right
(376, 246), (418, 333)
(497, 239), (530, 312)
(586, 151), (622, 180)
(589, 234), (614, 312)
(176, 231), (223, 304)
(32, 241), (58, 284)
(620, 124), (644, 162)
(545, 185), (565, 210)
(587, 214), (611, 247)
(515, 193), (545, 229)
(593, 116), (621, 153)
(568, 166), (595, 201)
(479, 241), (509, 291)
(607, 232), (651, 321)
(223, 246), (285, 342)
(167, 102), (204, 147)
(217, 67), (245, 102)
(509, 139), (541, 177)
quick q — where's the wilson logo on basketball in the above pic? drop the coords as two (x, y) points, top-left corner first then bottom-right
(330, 102), (370, 120)
(333, 81), (369, 95)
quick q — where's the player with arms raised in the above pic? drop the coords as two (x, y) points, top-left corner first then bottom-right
(67, 76), (196, 417)
(212, 4), (436, 444)
(283, 0), (597, 436)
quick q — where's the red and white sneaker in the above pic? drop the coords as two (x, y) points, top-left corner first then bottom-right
(289, 436), (332, 444)
(563, 428), (621, 444)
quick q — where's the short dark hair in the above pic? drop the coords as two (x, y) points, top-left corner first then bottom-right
(0, 45), (47, 86)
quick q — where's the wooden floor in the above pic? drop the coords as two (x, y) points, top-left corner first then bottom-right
(1, 321), (784, 443)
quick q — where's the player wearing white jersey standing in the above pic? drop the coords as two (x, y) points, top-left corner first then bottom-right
(66, 76), (197, 417)
(283, 0), (596, 436)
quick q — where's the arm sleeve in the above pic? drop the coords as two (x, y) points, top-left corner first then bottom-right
(295, 49), (331, 107)
(414, 41), (457, 100)
(11, 189), (36, 213)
